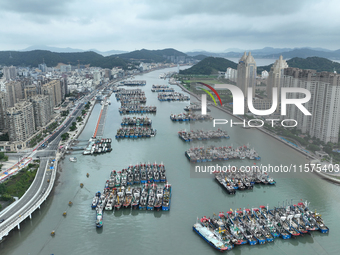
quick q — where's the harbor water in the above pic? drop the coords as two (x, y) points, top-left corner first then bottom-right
(1, 66), (339, 255)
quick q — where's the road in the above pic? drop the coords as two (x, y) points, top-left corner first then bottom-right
(0, 101), (86, 235)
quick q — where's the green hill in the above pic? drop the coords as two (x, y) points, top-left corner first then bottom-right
(0, 50), (130, 69)
(179, 57), (237, 75)
(115, 48), (187, 62)
(257, 57), (340, 74)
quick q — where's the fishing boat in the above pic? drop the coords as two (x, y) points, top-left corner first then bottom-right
(131, 187), (141, 209)
(193, 222), (233, 251)
(147, 184), (157, 210)
(96, 208), (103, 228)
(139, 184), (149, 210)
(91, 191), (101, 209)
(114, 186), (125, 210)
(154, 186), (164, 211)
(123, 186), (133, 208)
(162, 183), (171, 211)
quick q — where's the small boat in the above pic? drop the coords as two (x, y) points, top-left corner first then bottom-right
(96, 209), (103, 228)
(69, 157), (77, 162)
(114, 187), (125, 210)
(91, 191), (101, 209)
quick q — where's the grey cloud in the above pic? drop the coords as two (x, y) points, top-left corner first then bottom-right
(137, 0), (311, 20)
(0, 0), (72, 15)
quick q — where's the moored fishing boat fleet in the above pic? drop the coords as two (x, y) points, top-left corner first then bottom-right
(185, 145), (261, 163)
(115, 127), (157, 139)
(151, 85), (175, 92)
(121, 116), (152, 126)
(83, 138), (112, 155)
(92, 162), (172, 227)
(193, 201), (329, 251)
(184, 102), (210, 112)
(170, 112), (213, 121)
(214, 168), (276, 194)
(120, 80), (146, 86)
(158, 92), (190, 101)
(178, 129), (230, 142)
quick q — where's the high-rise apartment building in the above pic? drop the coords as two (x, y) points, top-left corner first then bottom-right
(6, 81), (23, 107)
(31, 94), (52, 128)
(225, 67), (238, 83)
(42, 80), (62, 108)
(267, 55), (288, 102)
(237, 52), (257, 99)
(6, 101), (35, 142)
(0, 91), (7, 131)
(283, 67), (340, 143)
(3, 66), (17, 80)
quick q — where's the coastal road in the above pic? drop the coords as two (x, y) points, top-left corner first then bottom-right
(0, 158), (50, 228)
(0, 101), (86, 235)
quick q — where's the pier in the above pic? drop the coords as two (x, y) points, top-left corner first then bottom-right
(93, 99), (109, 138)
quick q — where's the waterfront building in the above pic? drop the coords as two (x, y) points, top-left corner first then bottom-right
(237, 52), (257, 99)
(283, 67), (340, 143)
(267, 55), (288, 103)
(6, 101), (35, 142)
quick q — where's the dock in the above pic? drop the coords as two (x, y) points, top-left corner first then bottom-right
(93, 99), (109, 138)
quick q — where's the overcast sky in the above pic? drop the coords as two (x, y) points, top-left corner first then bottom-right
(1, 0), (339, 52)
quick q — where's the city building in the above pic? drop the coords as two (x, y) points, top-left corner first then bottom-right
(267, 55), (288, 102)
(42, 80), (62, 108)
(60, 64), (72, 73)
(237, 52), (257, 99)
(6, 101), (35, 142)
(283, 67), (340, 143)
(225, 67), (238, 83)
(2, 66), (17, 80)
(31, 94), (52, 128)
(0, 91), (7, 131)
(24, 84), (37, 99)
(6, 81), (23, 107)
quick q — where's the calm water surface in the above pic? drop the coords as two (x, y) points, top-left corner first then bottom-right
(0, 67), (339, 255)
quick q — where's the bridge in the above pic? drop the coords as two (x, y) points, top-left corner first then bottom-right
(0, 100), (85, 242)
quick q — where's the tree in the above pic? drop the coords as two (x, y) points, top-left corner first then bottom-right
(61, 133), (70, 141)
(76, 116), (82, 122)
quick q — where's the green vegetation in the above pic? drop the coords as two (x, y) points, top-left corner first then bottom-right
(0, 133), (9, 141)
(69, 122), (77, 131)
(257, 57), (340, 74)
(29, 133), (44, 147)
(61, 110), (69, 116)
(82, 109), (86, 115)
(44, 121), (58, 134)
(61, 132), (70, 141)
(0, 50), (132, 69)
(0, 163), (39, 200)
(76, 116), (83, 122)
(117, 48), (186, 63)
(0, 48), (190, 69)
(179, 57), (237, 75)
(84, 102), (91, 110)
(0, 152), (8, 162)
